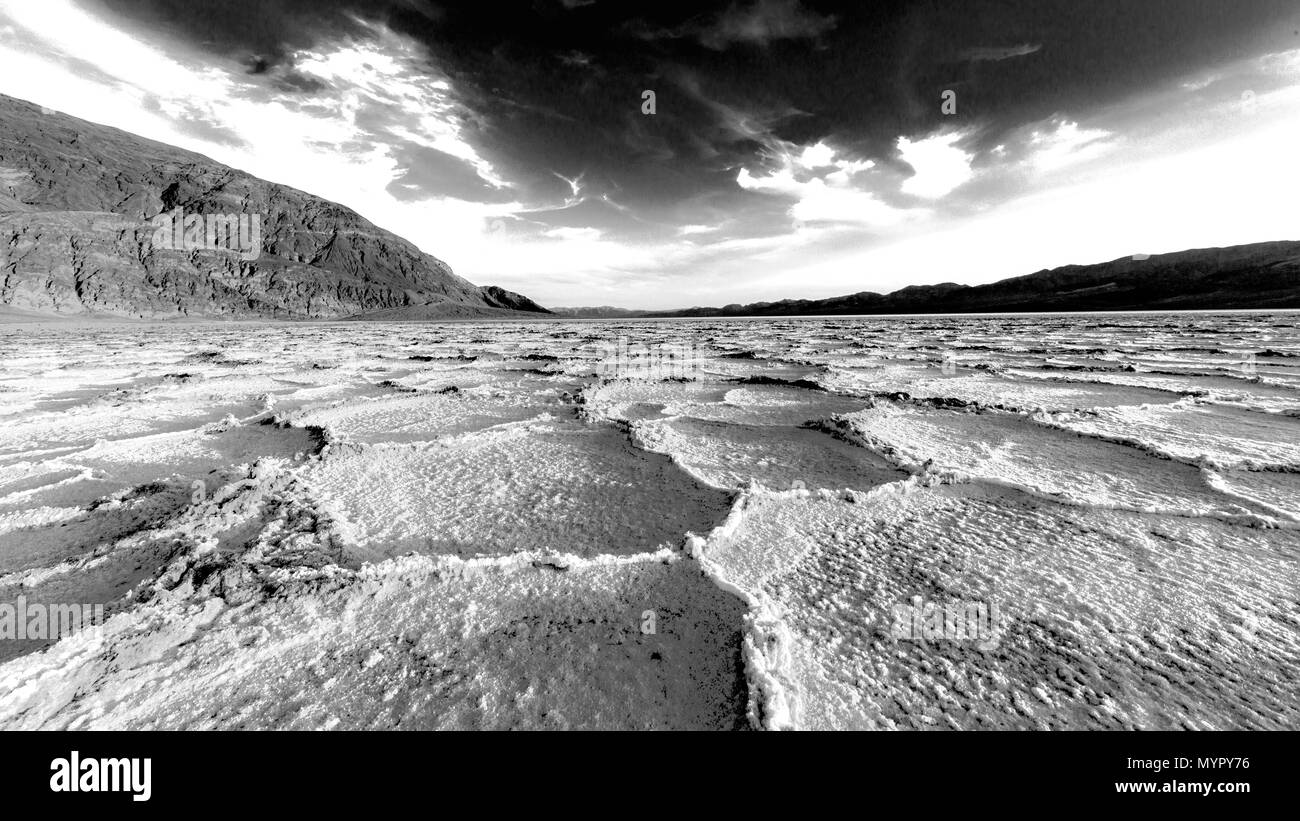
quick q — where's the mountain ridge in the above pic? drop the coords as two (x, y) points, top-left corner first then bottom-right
(0, 94), (549, 320)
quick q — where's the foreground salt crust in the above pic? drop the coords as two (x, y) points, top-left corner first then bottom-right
(0, 314), (1296, 729)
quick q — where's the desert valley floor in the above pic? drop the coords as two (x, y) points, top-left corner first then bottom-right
(0, 312), (1296, 730)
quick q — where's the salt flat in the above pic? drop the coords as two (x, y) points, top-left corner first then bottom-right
(0, 313), (1296, 729)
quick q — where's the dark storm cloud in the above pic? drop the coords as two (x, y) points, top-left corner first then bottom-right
(90, 0), (1300, 237)
(97, 0), (374, 70)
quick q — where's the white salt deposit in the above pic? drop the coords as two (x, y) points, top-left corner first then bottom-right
(0, 312), (1296, 729)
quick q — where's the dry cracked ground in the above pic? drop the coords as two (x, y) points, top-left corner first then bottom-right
(0, 314), (1297, 730)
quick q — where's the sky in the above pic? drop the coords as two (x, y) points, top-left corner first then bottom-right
(0, 0), (1298, 309)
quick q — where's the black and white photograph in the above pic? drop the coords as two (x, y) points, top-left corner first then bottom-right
(0, 0), (1296, 788)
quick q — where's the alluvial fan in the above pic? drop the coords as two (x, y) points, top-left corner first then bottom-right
(0, 312), (1297, 729)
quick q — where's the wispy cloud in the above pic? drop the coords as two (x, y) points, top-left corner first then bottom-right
(701, 0), (837, 48)
(633, 0), (837, 50)
(962, 43), (1042, 62)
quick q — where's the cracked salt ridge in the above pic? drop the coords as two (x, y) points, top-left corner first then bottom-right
(1039, 401), (1300, 472)
(0, 376), (754, 722)
(685, 478), (933, 729)
(0, 398), (265, 455)
(582, 379), (734, 424)
(0, 411), (321, 521)
(301, 418), (733, 561)
(0, 430), (326, 663)
(1005, 367), (1300, 413)
(581, 373), (889, 727)
(706, 359), (829, 382)
(585, 380), (871, 428)
(630, 416), (906, 493)
(821, 401), (1296, 526)
(1205, 470), (1300, 522)
(0, 542), (748, 729)
(287, 386), (577, 445)
(694, 480), (1300, 730)
(580, 375), (895, 489)
(0, 366), (388, 456)
(821, 368), (1189, 412)
(608, 397), (916, 728)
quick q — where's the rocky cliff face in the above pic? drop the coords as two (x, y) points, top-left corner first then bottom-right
(478, 286), (550, 313)
(0, 95), (548, 319)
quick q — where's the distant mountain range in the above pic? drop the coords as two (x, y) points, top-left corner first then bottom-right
(547, 306), (647, 318)
(557, 242), (1300, 318)
(0, 94), (549, 320)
